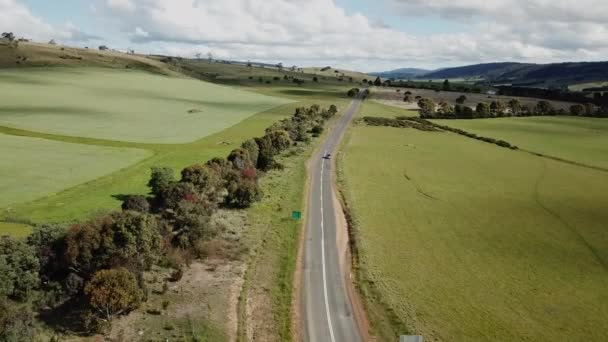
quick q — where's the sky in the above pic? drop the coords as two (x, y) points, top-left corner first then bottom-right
(2, 0), (608, 72)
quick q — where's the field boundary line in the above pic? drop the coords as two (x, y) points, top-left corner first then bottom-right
(523, 148), (608, 173)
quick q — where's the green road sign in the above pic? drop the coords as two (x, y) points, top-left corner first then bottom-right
(292, 211), (302, 220)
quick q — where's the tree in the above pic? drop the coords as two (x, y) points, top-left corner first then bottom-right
(508, 99), (522, 116)
(84, 268), (142, 323)
(476, 103), (491, 118)
(65, 212), (162, 279)
(224, 169), (262, 208)
(535, 101), (555, 115)
(48, 39), (57, 45)
(417, 98), (436, 118)
(228, 148), (253, 170)
(0, 300), (37, 341)
(437, 101), (454, 117)
(121, 195), (150, 213)
(276, 62), (283, 72)
(328, 104), (338, 115)
(241, 139), (260, 168)
(148, 167), (176, 196)
(442, 79), (451, 91)
(584, 103), (597, 116)
(254, 136), (275, 170)
(490, 100), (506, 117)
(570, 104), (585, 116)
(373, 77), (382, 86)
(1, 32), (15, 41)
(403, 95), (412, 103)
(268, 130), (292, 153)
(347, 88), (359, 97)
(171, 200), (214, 248)
(207, 52), (213, 63)
(457, 105), (474, 119)
(99, 45), (109, 51)
(27, 224), (68, 285)
(0, 237), (39, 301)
(456, 95), (467, 104)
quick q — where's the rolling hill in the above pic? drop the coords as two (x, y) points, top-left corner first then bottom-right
(370, 67), (432, 79)
(375, 61), (608, 88)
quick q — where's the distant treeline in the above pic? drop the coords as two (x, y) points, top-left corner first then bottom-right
(362, 116), (518, 150)
(414, 97), (608, 119)
(497, 86), (608, 107)
(0, 104), (338, 338)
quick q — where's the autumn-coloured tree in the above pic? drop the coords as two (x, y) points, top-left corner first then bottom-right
(84, 268), (142, 323)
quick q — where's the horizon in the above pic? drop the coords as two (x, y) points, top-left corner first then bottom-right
(2, 0), (608, 72)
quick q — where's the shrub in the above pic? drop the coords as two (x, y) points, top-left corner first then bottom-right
(121, 195), (150, 213)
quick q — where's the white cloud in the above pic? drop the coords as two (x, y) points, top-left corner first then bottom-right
(95, 0), (608, 70)
(106, 0), (136, 13)
(0, 0), (101, 43)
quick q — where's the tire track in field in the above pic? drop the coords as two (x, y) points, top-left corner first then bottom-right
(403, 171), (440, 201)
(533, 159), (608, 271)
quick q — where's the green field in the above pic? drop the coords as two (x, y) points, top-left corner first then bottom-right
(0, 67), (291, 143)
(434, 117), (608, 170)
(340, 101), (608, 341)
(0, 134), (150, 207)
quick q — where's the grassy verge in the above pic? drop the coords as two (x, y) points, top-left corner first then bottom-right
(336, 120), (409, 341)
(237, 98), (350, 341)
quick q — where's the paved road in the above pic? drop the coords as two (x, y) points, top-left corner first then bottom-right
(302, 93), (364, 342)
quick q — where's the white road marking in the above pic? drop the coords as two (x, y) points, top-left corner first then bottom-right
(320, 151), (336, 342)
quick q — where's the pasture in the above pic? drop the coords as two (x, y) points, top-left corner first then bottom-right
(3, 96), (349, 226)
(0, 67), (291, 143)
(434, 116), (608, 170)
(0, 134), (150, 208)
(339, 101), (608, 341)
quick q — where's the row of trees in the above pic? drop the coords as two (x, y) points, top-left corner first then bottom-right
(417, 97), (608, 119)
(0, 104), (338, 338)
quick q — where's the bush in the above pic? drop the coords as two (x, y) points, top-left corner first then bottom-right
(121, 195), (150, 213)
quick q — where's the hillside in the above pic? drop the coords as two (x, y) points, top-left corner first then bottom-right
(0, 41), (182, 76)
(373, 61), (608, 88)
(370, 67), (432, 79)
(421, 61), (608, 87)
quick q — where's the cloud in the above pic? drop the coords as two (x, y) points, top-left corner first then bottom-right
(4, 0), (608, 71)
(106, 0), (136, 13)
(94, 0), (608, 70)
(0, 0), (101, 43)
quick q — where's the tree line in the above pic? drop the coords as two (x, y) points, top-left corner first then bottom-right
(0, 104), (338, 339)
(415, 97), (608, 119)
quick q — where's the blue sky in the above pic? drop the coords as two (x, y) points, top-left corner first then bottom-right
(3, 0), (607, 71)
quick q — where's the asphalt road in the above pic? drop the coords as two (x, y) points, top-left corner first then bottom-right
(302, 93), (364, 342)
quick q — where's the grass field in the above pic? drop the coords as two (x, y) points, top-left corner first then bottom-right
(0, 67), (291, 143)
(0, 134), (150, 208)
(340, 101), (608, 341)
(433, 117), (608, 170)
(569, 81), (608, 92)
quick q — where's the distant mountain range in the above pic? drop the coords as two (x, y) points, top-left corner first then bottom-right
(372, 61), (608, 88)
(370, 67), (432, 80)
